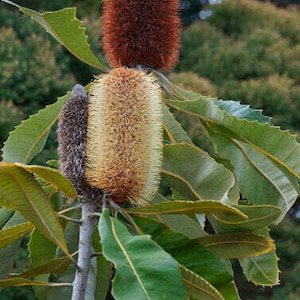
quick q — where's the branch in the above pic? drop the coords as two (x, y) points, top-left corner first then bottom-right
(71, 199), (98, 300)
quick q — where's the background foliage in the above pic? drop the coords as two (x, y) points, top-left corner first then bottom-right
(0, 0), (299, 299)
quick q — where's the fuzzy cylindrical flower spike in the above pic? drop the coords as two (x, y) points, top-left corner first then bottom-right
(58, 68), (162, 206)
(102, 0), (180, 72)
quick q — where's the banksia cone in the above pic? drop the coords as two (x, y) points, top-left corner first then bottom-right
(102, 0), (180, 72)
(58, 68), (162, 206)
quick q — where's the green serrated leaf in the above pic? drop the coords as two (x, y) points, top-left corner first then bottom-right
(2, 92), (69, 163)
(0, 222), (33, 249)
(126, 200), (247, 219)
(210, 205), (281, 233)
(214, 100), (271, 124)
(162, 143), (236, 203)
(165, 96), (300, 179)
(0, 162), (70, 259)
(238, 228), (279, 287)
(197, 232), (275, 258)
(99, 209), (187, 300)
(1, 0), (105, 70)
(180, 265), (225, 300)
(16, 163), (77, 199)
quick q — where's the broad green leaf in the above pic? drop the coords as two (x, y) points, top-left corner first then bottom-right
(0, 222), (33, 249)
(2, 92), (69, 163)
(238, 228), (279, 287)
(1, 0), (105, 70)
(29, 229), (57, 267)
(126, 200), (247, 218)
(99, 209), (187, 300)
(162, 104), (193, 144)
(16, 163), (77, 199)
(162, 143), (236, 203)
(0, 278), (71, 287)
(210, 205), (281, 233)
(0, 212), (26, 280)
(133, 216), (233, 290)
(0, 162), (70, 258)
(197, 232), (274, 258)
(207, 131), (298, 223)
(180, 266), (224, 300)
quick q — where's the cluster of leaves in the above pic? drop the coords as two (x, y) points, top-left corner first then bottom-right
(0, 1), (300, 299)
(176, 0), (300, 136)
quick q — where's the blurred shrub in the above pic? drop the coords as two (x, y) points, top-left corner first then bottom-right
(208, 0), (300, 43)
(220, 75), (297, 130)
(0, 25), (75, 115)
(0, 101), (23, 146)
(169, 71), (217, 95)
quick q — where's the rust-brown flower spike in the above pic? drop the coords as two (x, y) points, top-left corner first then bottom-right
(102, 0), (181, 72)
(58, 68), (162, 206)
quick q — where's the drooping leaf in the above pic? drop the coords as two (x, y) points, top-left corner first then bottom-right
(158, 214), (206, 239)
(238, 228), (279, 287)
(162, 143), (237, 203)
(162, 104), (193, 144)
(0, 208), (14, 228)
(126, 200), (247, 219)
(1, 0), (106, 70)
(2, 92), (69, 163)
(0, 278), (72, 287)
(180, 265), (225, 300)
(16, 163), (77, 199)
(99, 209), (187, 300)
(10, 257), (71, 279)
(0, 212), (27, 280)
(210, 205), (281, 233)
(0, 162), (70, 258)
(0, 222), (34, 249)
(197, 232), (274, 258)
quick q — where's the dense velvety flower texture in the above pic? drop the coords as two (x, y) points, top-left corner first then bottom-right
(58, 68), (163, 206)
(102, 0), (180, 72)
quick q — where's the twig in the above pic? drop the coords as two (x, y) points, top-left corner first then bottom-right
(71, 199), (99, 300)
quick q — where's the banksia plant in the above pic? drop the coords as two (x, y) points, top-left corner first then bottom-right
(58, 67), (162, 206)
(102, 0), (181, 72)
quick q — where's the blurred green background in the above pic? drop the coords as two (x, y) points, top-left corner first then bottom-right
(0, 0), (299, 299)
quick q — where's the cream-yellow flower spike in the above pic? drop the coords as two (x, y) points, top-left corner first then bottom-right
(58, 67), (162, 206)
